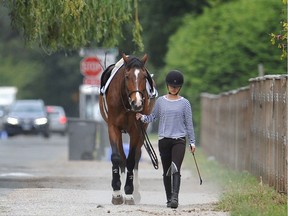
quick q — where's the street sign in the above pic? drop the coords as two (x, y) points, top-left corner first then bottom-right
(83, 77), (100, 86)
(80, 56), (103, 77)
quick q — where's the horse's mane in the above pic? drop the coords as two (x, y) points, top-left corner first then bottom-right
(124, 56), (145, 69)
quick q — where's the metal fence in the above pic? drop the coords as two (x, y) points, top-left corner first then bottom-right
(201, 75), (287, 194)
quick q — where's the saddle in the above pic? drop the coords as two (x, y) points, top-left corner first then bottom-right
(100, 63), (156, 98)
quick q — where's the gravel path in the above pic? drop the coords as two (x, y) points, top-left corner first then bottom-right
(0, 138), (229, 216)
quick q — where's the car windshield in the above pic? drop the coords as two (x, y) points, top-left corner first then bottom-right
(12, 103), (43, 113)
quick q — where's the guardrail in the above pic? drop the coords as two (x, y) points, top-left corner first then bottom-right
(200, 75), (287, 193)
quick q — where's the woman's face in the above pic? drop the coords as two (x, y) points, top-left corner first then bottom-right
(168, 85), (181, 94)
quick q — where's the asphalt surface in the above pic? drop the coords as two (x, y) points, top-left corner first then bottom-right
(0, 135), (229, 216)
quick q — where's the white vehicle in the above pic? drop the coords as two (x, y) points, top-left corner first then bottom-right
(0, 86), (17, 107)
(0, 86), (17, 130)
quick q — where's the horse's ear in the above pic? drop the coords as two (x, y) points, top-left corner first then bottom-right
(122, 53), (129, 63)
(141, 54), (148, 64)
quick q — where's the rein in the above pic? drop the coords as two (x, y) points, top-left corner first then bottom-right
(139, 122), (159, 169)
(120, 92), (131, 112)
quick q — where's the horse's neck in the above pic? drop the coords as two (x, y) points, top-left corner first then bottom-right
(117, 75), (131, 111)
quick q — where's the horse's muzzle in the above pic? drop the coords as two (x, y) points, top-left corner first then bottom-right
(129, 91), (144, 112)
(130, 100), (144, 112)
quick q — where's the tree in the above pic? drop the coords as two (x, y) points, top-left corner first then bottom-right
(3, 0), (143, 52)
(270, 0), (287, 60)
(166, 0), (286, 95)
(164, 0), (286, 138)
(0, 5), (83, 116)
(138, 0), (210, 68)
(31, 51), (83, 116)
(0, 6), (44, 98)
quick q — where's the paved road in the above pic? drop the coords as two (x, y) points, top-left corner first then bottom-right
(0, 135), (228, 216)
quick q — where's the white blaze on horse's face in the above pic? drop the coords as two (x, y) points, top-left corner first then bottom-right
(134, 69), (142, 107)
(127, 68), (145, 112)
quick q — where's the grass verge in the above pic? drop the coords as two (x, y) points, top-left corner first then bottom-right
(184, 148), (287, 216)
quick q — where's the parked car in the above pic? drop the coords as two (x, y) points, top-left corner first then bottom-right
(4, 99), (50, 138)
(46, 105), (67, 136)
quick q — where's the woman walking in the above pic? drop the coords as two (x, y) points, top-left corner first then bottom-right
(136, 70), (196, 209)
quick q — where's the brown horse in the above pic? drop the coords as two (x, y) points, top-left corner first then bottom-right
(99, 53), (156, 205)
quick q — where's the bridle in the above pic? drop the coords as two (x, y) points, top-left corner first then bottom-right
(121, 90), (146, 112)
(127, 89), (145, 103)
(121, 68), (147, 112)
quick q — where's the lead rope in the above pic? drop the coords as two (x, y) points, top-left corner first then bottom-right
(139, 122), (159, 169)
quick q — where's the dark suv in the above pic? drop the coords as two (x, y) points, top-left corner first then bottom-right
(4, 99), (50, 138)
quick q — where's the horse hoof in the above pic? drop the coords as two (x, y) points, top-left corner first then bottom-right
(111, 194), (124, 205)
(124, 195), (135, 205)
(133, 191), (141, 204)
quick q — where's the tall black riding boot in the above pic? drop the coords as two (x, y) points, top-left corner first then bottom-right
(163, 175), (172, 207)
(171, 172), (181, 209)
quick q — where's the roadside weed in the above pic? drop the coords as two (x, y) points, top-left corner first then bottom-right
(184, 149), (287, 216)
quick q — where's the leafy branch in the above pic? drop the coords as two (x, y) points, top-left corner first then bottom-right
(4, 0), (144, 52)
(270, 0), (287, 60)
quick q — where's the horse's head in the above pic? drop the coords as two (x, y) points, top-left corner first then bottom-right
(122, 53), (148, 112)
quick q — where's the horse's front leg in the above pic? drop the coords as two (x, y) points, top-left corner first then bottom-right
(124, 135), (143, 205)
(133, 147), (142, 204)
(124, 144), (136, 205)
(109, 125), (124, 205)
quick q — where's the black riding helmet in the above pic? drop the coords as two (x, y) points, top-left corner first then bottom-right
(165, 70), (184, 87)
(166, 70), (184, 95)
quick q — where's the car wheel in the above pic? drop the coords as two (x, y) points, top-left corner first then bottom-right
(43, 132), (50, 138)
(7, 132), (14, 137)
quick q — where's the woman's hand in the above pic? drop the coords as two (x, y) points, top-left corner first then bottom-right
(189, 144), (196, 153)
(135, 113), (142, 120)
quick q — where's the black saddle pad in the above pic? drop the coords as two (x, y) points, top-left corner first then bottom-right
(100, 64), (155, 96)
(100, 64), (115, 95)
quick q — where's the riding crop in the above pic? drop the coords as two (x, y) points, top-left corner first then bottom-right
(191, 148), (203, 185)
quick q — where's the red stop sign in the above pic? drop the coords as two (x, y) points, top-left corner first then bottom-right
(80, 57), (103, 77)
